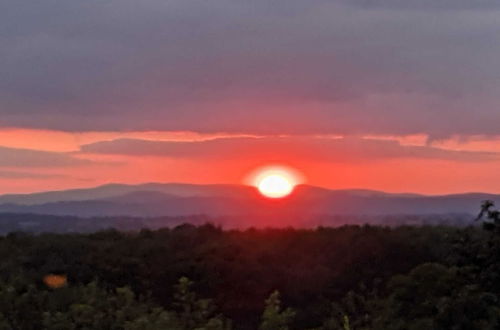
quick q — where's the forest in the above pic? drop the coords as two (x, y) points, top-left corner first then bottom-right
(0, 212), (472, 234)
(0, 204), (499, 329)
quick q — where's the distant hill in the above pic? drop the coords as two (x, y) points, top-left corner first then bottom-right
(0, 183), (256, 205)
(0, 183), (495, 219)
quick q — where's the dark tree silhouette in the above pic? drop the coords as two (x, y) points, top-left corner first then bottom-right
(476, 200), (500, 231)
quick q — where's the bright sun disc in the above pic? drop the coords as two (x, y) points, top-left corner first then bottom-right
(257, 174), (293, 198)
(246, 165), (303, 199)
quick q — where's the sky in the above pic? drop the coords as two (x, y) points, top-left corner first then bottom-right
(1, 0), (500, 194)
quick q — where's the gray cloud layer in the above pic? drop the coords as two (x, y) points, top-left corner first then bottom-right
(80, 137), (498, 163)
(0, 170), (66, 179)
(1, 0), (500, 136)
(0, 147), (89, 168)
(351, 0), (500, 10)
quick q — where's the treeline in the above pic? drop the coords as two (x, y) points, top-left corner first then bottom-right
(0, 220), (499, 329)
(0, 213), (212, 234)
(0, 212), (472, 234)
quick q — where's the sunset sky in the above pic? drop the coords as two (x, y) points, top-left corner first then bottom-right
(2, 0), (500, 194)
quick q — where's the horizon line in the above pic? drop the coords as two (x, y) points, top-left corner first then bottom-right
(1, 181), (500, 198)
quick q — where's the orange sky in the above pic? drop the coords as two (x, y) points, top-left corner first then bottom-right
(3, 0), (500, 196)
(1, 128), (500, 195)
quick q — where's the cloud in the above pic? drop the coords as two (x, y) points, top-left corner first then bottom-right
(0, 170), (66, 179)
(0, 128), (260, 152)
(0, 146), (90, 168)
(349, 0), (500, 10)
(80, 136), (498, 163)
(0, 0), (500, 136)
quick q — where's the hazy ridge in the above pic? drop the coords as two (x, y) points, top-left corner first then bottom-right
(0, 183), (494, 219)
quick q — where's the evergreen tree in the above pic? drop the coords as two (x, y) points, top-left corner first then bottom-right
(173, 277), (231, 330)
(259, 291), (295, 330)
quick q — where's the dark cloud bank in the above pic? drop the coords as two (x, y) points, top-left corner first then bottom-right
(1, 0), (500, 136)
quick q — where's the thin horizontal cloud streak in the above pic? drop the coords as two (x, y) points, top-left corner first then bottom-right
(0, 146), (91, 168)
(80, 137), (499, 163)
(0, 128), (260, 152)
(0, 170), (67, 179)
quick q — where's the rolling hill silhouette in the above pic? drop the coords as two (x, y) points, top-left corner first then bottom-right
(0, 183), (495, 218)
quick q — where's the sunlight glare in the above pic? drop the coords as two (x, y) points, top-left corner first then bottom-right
(248, 166), (303, 198)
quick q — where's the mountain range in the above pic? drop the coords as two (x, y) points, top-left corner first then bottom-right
(0, 183), (494, 219)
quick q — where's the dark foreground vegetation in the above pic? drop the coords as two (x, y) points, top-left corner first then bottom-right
(1, 204), (500, 329)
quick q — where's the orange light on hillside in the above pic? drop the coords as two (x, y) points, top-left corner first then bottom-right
(43, 274), (68, 289)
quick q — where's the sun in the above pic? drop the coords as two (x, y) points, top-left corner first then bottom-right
(248, 166), (302, 198)
(257, 174), (294, 198)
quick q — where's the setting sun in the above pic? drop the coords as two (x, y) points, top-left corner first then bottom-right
(248, 166), (302, 198)
(257, 174), (294, 198)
